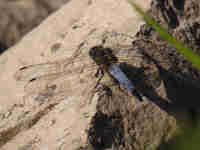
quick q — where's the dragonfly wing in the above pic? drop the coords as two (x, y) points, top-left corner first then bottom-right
(14, 62), (63, 81)
(23, 65), (99, 106)
(14, 51), (86, 82)
(24, 72), (63, 95)
(23, 72), (70, 105)
(19, 54), (99, 102)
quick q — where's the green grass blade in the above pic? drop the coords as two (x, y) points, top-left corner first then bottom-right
(127, 0), (200, 71)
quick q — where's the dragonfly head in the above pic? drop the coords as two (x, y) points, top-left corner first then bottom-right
(89, 46), (118, 66)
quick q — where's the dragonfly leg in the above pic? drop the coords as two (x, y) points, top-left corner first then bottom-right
(95, 68), (104, 78)
(132, 89), (143, 101)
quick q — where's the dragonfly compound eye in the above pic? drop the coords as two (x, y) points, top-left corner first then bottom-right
(89, 46), (118, 66)
(89, 46), (100, 58)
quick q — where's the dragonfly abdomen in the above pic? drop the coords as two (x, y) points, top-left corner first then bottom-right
(108, 64), (135, 93)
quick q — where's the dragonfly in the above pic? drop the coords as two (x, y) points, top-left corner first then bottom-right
(14, 44), (144, 105)
(89, 46), (143, 101)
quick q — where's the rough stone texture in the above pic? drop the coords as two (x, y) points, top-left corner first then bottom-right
(134, 0), (200, 148)
(136, 0), (200, 109)
(0, 0), (192, 150)
(0, 0), (70, 53)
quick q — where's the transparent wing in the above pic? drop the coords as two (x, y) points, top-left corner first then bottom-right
(113, 46), (143, 66)
(14, 48), (83, 81)
(23, 72), (65, 95)
(14, 61), (64, 81)
(15, 51), (98, 99)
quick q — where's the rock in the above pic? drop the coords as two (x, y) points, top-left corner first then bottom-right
(0, 0), (182, 150)
(135, 0), (200, 148)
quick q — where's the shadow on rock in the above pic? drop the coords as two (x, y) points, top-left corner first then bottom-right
(156, 0), (180, 29)
(158, 65), (200, 109)
(172, 0), (185, 10)
(119, 62), (173, 112)
(142, 53), (200, 124)
(88, 111), (124, 150)
(0, 42), (8, 55)
(86, 45), (200, 150)
(143, 53), (200, 109)
(119, 51), (200, 124)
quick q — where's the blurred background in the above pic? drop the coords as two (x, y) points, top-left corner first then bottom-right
(0, 0), (70, 54)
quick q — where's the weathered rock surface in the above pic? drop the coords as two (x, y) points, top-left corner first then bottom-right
(1, 0), (197, 149)
(135, 0), (200, 148)
(136, 0), (200, 110)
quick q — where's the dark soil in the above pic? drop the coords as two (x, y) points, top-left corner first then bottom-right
(85, 0), (200, 150)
